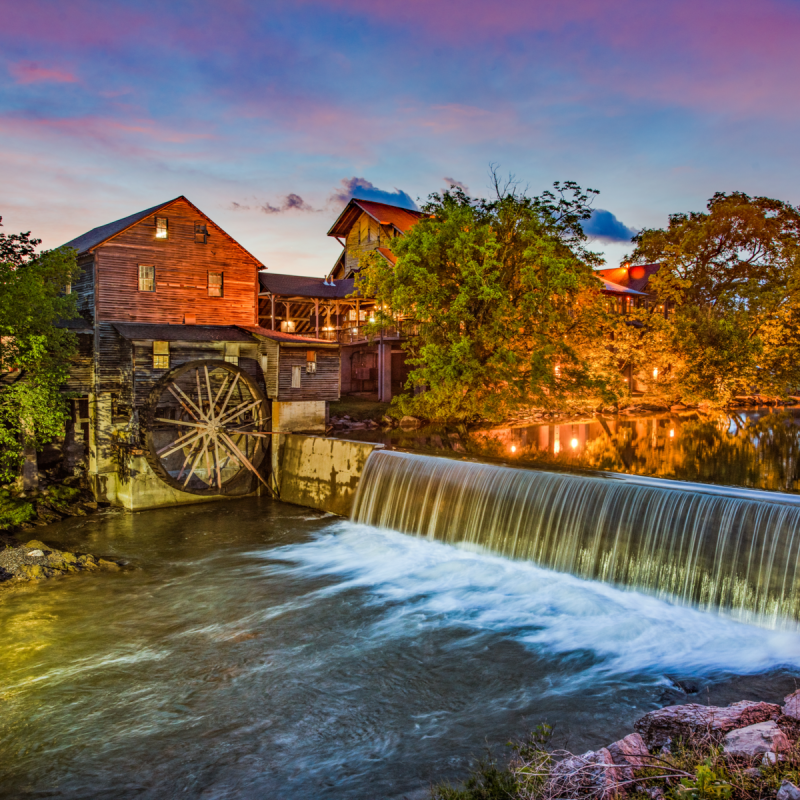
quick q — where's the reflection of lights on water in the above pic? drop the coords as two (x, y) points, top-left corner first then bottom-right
(571, 437), (579, 450)
(669, 429), (675, 438)
(510, 445), (517, 453)
(554, 441), (561, 454)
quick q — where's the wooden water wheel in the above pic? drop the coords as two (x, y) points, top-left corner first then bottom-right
(142, 359), (271, 496)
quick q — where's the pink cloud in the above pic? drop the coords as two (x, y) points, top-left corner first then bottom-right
(10, 61), (77, 85)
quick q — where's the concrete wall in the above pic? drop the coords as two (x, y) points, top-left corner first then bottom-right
(91, 455), (257, 511)
(272, 400), (327, 432)
(278, 435), (383, 517)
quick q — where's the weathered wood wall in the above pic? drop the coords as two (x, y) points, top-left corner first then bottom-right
(73, 254), (95, 324)
(276, 347), (340, 402)
(343, 212), (397, 275)
(94, 198), (259, 326)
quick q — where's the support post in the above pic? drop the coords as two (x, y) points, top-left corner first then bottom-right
(315, 298), (320, 339)
(271, 295), (275, 330)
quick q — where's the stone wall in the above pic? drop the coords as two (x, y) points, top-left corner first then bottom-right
(278, 435), (383, 517)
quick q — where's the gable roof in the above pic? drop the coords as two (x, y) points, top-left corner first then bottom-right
(327, 198), (424, 238)
(61, 196), (264, 267)
(258, 272), (357, 299)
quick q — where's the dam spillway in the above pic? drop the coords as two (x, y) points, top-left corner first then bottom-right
(351, 450), (800, 628)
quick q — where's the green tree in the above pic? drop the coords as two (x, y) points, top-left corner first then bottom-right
(628, 192), (800, 403)
(355, 177), (621, 423)
(0, 218), (79, 486)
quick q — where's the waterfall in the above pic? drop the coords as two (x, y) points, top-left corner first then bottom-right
(351, 450), (800, 629)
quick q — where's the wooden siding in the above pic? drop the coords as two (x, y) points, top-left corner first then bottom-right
(259, 338), (280, 399)
(343, 212), (396, 276)
(73, 254), (95, 323)
(94, 198), (259, 326)
(276, 347), (340, 402)
(96, 323), (133, 400)
(130, 341), (264, 406)
(64, 333), (94, 394)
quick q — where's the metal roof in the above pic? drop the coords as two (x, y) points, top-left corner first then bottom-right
(112, 323), (256, 343)
(599, 277), (648, 296)
(240, 325), (339, 347)
(596, 263), (661, 294)
(327, 198), (424, 238)
(258, 272), (357, 299)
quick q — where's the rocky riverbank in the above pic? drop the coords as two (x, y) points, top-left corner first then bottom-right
(0, 538), (124, 585)
(435, 691), (800, 800)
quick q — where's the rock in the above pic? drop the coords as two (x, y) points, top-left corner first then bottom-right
(723, 721), (789, 758)
(783, 690), (800, 719)
(27, 549), (44, 558)
(548, 748), (620, 799)
(777, 780), (800, 800)
(635, 701), (781, 748)
(24, 539), (49, 550)
(57, 551), (78, 565)
(399, 415), (422, 429)
(98, 558), (121, 571)
(606, 733), (650, 782)
(19, 564), (47, 579)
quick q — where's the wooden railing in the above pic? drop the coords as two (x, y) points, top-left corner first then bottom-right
(315, 321), (419, 344)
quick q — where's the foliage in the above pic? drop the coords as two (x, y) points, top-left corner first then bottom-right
(0, 487), (36, 530)
(0, 217), (79, 481)
(328, 397), (390, 422)
(627, 192), (800, 403)
(355, 175), (621, 424)
(675, 760), (732, 800)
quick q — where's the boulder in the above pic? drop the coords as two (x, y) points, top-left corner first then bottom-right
(783, 690), (800, 720)
(27, 549), (44, 558)
(722, 721), (789, 758)
(634, 701), (780, 748)
(778, 781), (800, 800)
(607, 733), (650, 782)
(548, 748), (620, 800)
(399, 416), (422, 429)
(24, 539), (49, 550)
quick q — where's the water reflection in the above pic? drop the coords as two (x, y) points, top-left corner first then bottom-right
(339, 408), (800, 494)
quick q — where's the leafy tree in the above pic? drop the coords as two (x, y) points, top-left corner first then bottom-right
(355, 176), (621, 423)
(0, 218), (79, 485)
(628, 192), (800, 403)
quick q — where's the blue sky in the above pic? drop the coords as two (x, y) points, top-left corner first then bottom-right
(2, 0), (798, 275)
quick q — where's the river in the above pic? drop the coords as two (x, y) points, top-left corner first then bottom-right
(3, 495), (800, 798)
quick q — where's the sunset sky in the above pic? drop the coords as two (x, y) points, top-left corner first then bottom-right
(2, 0), (798, 276)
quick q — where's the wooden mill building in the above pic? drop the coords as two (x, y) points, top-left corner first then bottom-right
(62, 196), (340, 509)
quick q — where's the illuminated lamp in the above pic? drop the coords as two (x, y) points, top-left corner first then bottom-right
(570, 437), (579, 450)
(669, 429), (675, 438)
(629, 265), (647, 281)
(653, 367), (659, 379)
(554, 441), (561, 454)
(510, 445), (517, 453)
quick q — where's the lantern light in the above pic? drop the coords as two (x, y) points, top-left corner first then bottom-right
(669, 429), (675, 438)
(571, 437), (579, 449)
(510, 445), (517, 453)
(653, 367), (659, 379)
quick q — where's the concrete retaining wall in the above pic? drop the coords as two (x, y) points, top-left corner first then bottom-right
(278, 435), (383, 517)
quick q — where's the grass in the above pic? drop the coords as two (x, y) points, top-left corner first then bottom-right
(432, 723), (800, 800)
(329, 397), (391, 422)
(0, 488), (35, 531)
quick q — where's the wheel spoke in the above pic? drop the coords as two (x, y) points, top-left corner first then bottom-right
(160, 429), (206, 459)
(218, 373), (241, 418)
(213, 436), (223, 489)
(204, 366), (215, 421)
(183, 435), (209, 488)
(168, 383), (203, 421)
(220, 432), (269, 489)
(154, 417), (204, 429)
(220, 398), (262, 426)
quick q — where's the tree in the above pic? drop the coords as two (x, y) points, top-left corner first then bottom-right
(355, 176), (621, 423)
(0, 218), (79, 486)
(628, 192), (800, 403)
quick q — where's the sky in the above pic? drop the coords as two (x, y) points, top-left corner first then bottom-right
(1, 0), (799, 276)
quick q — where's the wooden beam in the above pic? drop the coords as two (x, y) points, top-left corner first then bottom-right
(315, 298), (320, 338)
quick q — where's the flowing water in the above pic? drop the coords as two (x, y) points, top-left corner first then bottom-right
(2, 496), (800, 798)
(353, 451), (800, 628)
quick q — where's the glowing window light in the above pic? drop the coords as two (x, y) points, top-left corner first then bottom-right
(155, 217), (168, 239)
(571, 437), (579, 450)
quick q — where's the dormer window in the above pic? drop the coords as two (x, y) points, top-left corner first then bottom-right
(208, 272), (223, 297)
(155, 217), (168, 239)
(153, 341), (169, 369)
(194, 222), (208, 244)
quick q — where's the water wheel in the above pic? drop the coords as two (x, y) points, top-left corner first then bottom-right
(142, 359), (271, 496)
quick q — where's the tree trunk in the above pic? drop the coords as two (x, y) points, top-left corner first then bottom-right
(22, 438), (39, 492)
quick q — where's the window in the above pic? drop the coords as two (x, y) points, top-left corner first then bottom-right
(155, 217), (168, 239)
(194, 222), (208, 244)
(208, 272), (223, 297)
(306, 350), (317, 374)
(291, 365), (302, 388)
(64, 282), (71, 295)
(139, 265), (155, 292)
(224, 343), (239, 365)
(153, 340), (169, 369)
